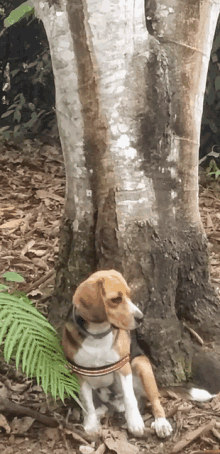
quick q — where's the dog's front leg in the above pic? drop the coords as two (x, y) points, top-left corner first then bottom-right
(80, 381), (100, 434)
(131, 356), (173, 438)
(118, 365), (145, 437)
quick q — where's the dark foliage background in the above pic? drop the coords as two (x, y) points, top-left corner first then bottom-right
(200, 15), (220, 159)
(0, 0), (57, 142)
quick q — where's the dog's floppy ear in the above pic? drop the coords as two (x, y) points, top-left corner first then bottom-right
(73, 278), (107, 323)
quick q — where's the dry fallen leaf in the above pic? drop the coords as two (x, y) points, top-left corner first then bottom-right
(10, 416), (35, 434)
(29, 249), (47, 257)
(94, 444), (106, 454)
(44, 427), (60, 441)
(207, 212), (214, 229)
(4, 380), (31, 394)
(65, 429), (90, 446)
(0, 383), (8, 399)
(0, 218), (24, 229)
(21, 239), (35, 256)
(36, 189), (65, 203)
(0, 414), (11, 433)
(102, 429), (139, 454)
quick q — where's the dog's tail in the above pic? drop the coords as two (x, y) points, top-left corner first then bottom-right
(159, 386), (216, 402)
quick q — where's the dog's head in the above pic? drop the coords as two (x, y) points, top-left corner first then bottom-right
(72, 270), (143, 330)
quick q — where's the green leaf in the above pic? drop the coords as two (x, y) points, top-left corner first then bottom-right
(21, 332), (33, 369)
(215, 75), (220, 92)
(19, 93), (26, 106)
(214, 170), (220, 179)
(35, 351), (43, 385)
(0, 126), (10, 133)
(14, 109), (21, 123)
(50, 368), (57, 399)
(212, 35), (220, 53)
(4, 319), (21, 362)
(0, 284), (8, 291)
(3, 272), (24, 282)
(1, 110), (15, 118)
(0, 313), (14, 346)
(24, 112), (39, 128)
(58, 380), (64, 402)
(0, 308), (13, 325)
(4, 1), (34, 28)
(26, 61), (38, 69)
(11, 69), (21, 78)
(25, 338), (37, 377)
(41, 356), (49, 395)
(15, 329), (31, 368)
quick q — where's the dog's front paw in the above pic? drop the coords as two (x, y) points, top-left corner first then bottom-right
(151, 417), (173, 438)
(126, 411), (145, 437)
(84, 414), (100, 435)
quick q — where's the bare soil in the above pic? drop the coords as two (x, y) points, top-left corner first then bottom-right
(1, 140), (220, 454)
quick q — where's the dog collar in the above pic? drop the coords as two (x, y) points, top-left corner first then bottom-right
(71, 305), (113, 339)
(68, 354), (130, 376)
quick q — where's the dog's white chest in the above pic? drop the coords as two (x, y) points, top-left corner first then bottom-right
(74, 332), (119, 367)
(74, 332), (120, 388)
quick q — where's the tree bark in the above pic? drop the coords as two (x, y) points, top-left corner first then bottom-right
(32, 0), (220, 388)
(32, 0), (96, 323)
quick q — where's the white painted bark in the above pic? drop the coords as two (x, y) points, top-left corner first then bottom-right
(82, 0), (219, 227)
(32, 0), (93, 224)
(31, 0), (95, 294)
(84, 0), (158, 227)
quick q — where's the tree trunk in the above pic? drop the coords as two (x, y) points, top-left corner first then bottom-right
(32, 0), (96, 324)
(33, 0), (220, 389)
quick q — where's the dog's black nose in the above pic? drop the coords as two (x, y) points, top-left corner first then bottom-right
(134, 312), (144, 323)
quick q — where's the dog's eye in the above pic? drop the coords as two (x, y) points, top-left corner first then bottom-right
(111, 296), (122, 305)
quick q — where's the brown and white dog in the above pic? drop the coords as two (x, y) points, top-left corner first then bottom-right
(62, 269), (174, 438)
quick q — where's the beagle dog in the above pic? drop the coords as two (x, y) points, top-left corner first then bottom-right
(62, 269), (173, 438)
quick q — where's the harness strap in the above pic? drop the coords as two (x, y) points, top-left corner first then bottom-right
(68, 354), (130, 377)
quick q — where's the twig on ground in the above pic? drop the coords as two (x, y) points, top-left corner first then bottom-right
(172, 419), (216, 453)
(0, 396), (57, 427)
(183, 322), (204, 345)
(0, 396), (97, 444)
(191, 450), (220, 454)
(211, 426), (220, 440)
(59, 428), (71, 454)
(24, 270), (55, 294)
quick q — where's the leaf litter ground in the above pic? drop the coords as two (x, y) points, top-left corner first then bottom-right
(1, 141), (220, 454)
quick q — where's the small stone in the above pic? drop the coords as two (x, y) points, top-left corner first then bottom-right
(79, 446), (95, 454)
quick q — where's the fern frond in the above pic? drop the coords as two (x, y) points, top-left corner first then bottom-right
(41, 355), (49, 395)
(4, 319), (21, 362)
(35, 350), (43, 385)
(58, 380), (65, 402)
(22, 332), (34, 370)
(0, 291), (80, 405)
(0, 313), (14, 345)
(50, 368), (57, 399)
(15, 329), (32, 369)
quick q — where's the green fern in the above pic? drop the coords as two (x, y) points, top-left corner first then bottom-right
(0, 290), (81, 405)
(4, 1), (35, 28)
